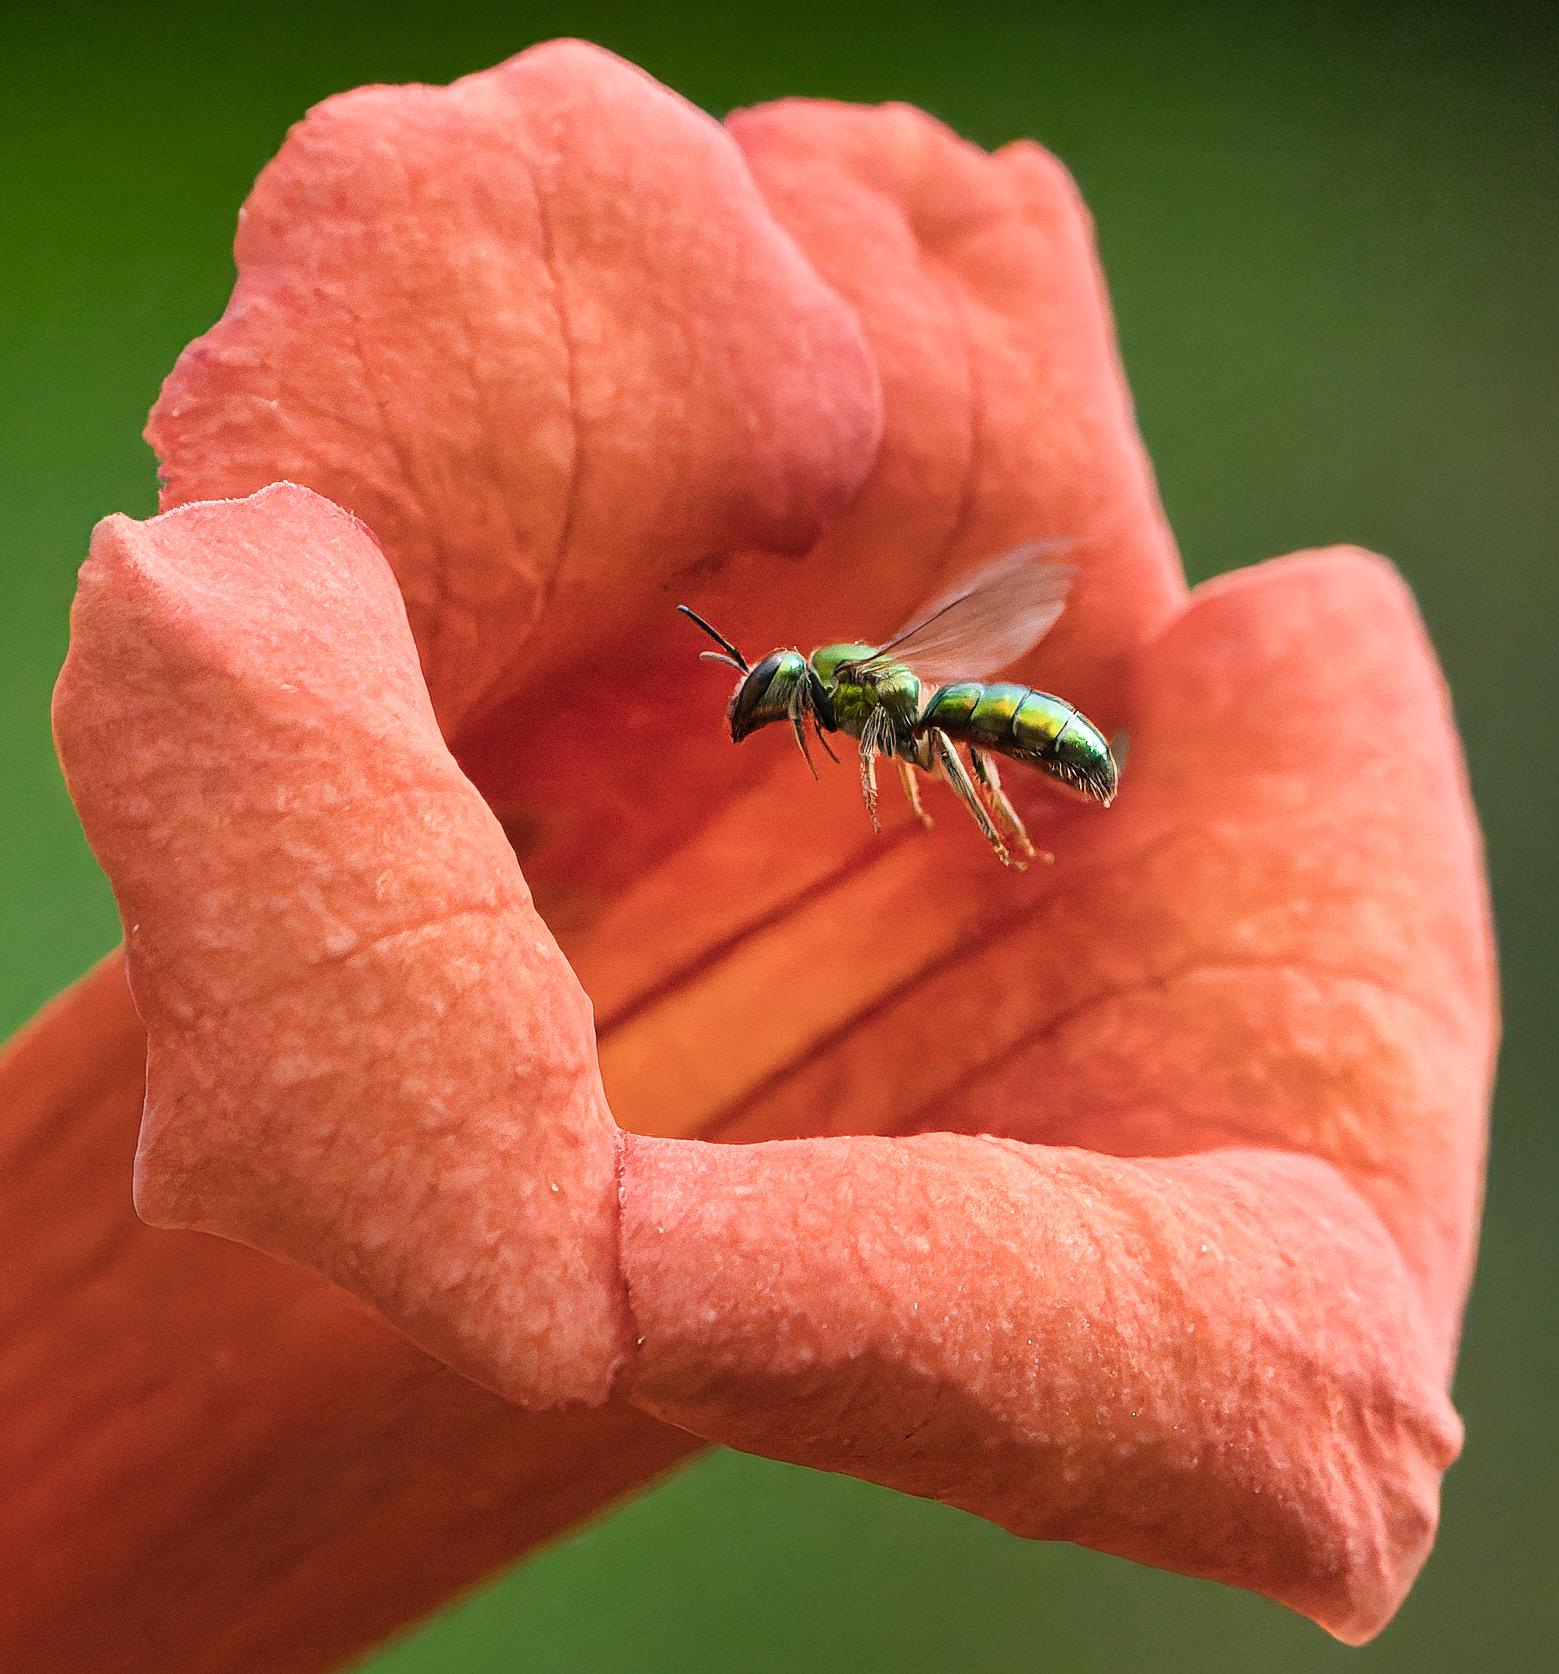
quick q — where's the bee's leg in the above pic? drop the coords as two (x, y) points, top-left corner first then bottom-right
(787, 682), (820, 779)
(928, 730), (1016, 867)
(968, 748), (1036, 860)
(858, 743), (881, 830)
(856, 709), (898, 832)
(896, 759), (935, 831)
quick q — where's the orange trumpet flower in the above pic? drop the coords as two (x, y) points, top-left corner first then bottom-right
(2, 40), (1494, 1671)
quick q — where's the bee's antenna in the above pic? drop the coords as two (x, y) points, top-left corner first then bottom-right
(677, 604), (750, 672)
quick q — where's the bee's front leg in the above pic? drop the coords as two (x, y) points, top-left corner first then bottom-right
(786, 680), (820, 778)
(856, 708), (899, 832)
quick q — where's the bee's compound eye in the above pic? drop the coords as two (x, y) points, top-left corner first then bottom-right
(728, 651), (799, 742)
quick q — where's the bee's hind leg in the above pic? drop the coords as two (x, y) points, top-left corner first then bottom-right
(927, 730), (1017, 867)
(896, 759), (935, 831)
(968, 747), (1038, 861)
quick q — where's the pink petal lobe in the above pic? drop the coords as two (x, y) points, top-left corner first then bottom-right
(1064, 549), (1495, 1348)
(727, 99), (1184, 707)
(148, 42), (882, 734)
(615, 549), (1494, 1639)
(622, 1133), (1457, 1645)
(52, 483), (628, 1405)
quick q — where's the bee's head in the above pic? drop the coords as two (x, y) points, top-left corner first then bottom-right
(727, 650), (809, 743)
(678, 605), (812, 745)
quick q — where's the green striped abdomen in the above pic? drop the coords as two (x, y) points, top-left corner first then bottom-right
(919, 681), (1118, 803)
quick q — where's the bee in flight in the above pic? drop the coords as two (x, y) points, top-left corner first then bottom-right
(678, 543), (1120, 868)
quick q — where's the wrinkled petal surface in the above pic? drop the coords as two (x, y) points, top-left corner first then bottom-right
(725, 99), (1181, 690)
(149, 42), (882, 735)
(53, 483), (628, 1405)
(623, 1136), (1453, 1645)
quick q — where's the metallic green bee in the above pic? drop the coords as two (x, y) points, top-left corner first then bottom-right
(679, 544), (1120, 867)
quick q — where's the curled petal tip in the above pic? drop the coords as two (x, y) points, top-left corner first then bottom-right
(620, 1133), (1459, 1643)
(55, 485), (632, 1407)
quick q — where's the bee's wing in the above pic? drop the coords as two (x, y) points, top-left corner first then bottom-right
(859, 541), (1075, 685)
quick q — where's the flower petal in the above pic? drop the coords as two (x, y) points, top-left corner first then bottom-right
(52, 483), (628, 1405)
(0, 956), (697, 1673)
(726, 98), (1185, 701)
(615, 550), (1494, 1639)
(148, 42), (882, 734)
(622, 1135), (1456, 1644)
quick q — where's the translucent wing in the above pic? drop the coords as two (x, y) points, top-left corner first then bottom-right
(859, 541), (1075, 685)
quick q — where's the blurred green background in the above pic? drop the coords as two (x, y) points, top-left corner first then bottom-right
(2, 1), (1553, 1669)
